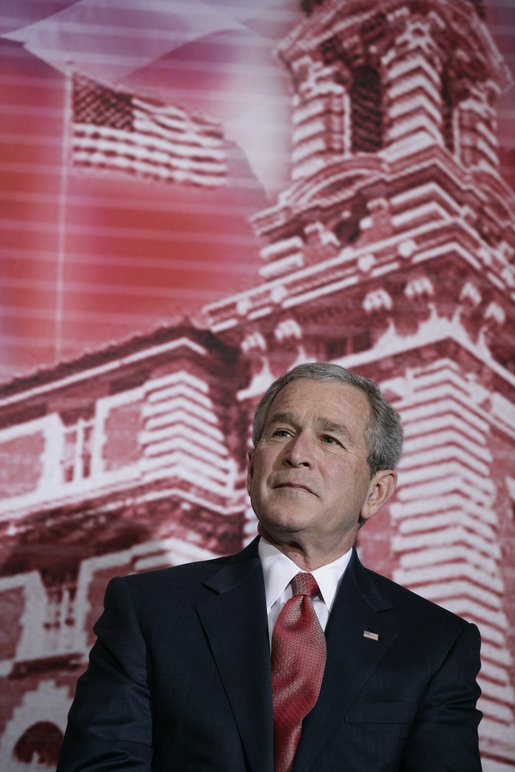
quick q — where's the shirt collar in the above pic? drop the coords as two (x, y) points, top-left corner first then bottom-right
(258, 536), (352, 612)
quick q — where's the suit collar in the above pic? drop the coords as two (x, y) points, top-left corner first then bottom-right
(201, 537), (262, 594)
(345, 547), (394, 612)
(195, 538), (274, 772)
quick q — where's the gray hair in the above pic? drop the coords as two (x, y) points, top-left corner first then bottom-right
(251, 362), (403, 476)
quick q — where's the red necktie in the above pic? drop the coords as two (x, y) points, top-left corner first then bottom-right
(271, 572), (327, 772)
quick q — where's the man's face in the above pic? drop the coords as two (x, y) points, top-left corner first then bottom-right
(247, 378), (393, 560)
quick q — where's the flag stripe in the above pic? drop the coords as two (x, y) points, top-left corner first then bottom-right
(72, 74), (227, 187)
(73, 124), (226, 171)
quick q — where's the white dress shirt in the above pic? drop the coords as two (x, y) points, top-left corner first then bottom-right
(258, 537), (352, 645)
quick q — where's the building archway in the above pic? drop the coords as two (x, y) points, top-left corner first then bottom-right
(14, 721), (63, 767)
(0, 681), (69, 771)
(350, 65), (383, 153)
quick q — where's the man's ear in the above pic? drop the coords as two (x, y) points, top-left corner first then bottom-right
(246, 449), (254, 495)
(360, 469), (398, 525)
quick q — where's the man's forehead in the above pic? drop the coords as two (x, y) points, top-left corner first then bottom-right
(265, 380), (370, 433)
(269, 378), (368, 411)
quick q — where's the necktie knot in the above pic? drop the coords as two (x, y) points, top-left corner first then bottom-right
(291, 571), (319, 598)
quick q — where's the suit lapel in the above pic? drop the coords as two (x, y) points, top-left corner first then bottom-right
(194, 539), (274, 772)
(293, 550), (398, 772)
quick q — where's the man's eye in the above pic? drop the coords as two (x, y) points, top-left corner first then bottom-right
(322, 435), (340, 446)
(272, 428), (291, 438)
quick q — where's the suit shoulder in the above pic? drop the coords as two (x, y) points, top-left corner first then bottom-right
(117, 554), (225, 592)
(112, 542), (256, 597)
(363, 564), (474, 632)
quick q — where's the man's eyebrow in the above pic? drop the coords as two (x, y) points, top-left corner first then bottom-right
(316, 417), (354, 443)
(266, 411), (297, 427)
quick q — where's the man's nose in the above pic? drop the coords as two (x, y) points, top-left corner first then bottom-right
(284, 434), (313, 467)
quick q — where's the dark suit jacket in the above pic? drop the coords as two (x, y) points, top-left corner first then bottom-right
(57, 538), (482, 771)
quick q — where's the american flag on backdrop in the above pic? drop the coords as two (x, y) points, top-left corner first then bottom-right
(71, 74), (227, 187)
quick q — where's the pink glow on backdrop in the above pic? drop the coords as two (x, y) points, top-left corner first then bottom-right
(0, 0), (513, 381)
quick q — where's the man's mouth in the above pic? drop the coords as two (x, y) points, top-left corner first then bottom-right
(274, 482), (315, 495)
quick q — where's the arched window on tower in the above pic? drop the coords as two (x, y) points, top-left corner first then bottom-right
(14, 721), (63, 767)
(350, 65), (383, 153)
(466, 0), (486, 17)
(441, 70), (455, 154)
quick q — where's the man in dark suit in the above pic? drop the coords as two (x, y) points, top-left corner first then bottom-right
(57, 362), (482, 771)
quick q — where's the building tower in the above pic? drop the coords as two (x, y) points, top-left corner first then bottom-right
(204, 0), (515, 764)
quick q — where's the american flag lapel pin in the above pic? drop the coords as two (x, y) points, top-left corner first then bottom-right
(363, 630), (379, 641)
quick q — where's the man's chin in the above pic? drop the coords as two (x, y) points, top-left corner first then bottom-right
(257, 512), (311, 539)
